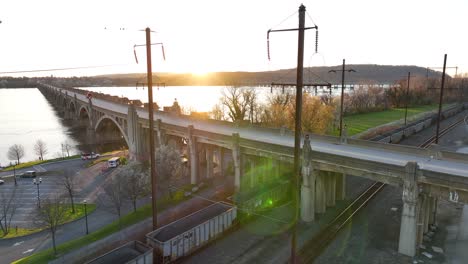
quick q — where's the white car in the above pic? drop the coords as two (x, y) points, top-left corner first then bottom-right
(81, 152), (100, 160)
(0, 179), (4, 185)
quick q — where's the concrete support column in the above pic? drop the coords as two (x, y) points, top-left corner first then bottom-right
(423, 195), (431, 234)
(219, 147), (225, 178)
(155, 119), (164, 147)
(206, 146), (214, 179)
(301, 166), (316, 222)
(335, 173), (346, 200)
(188, 125), (198, 185)
(127, 104), (141, 160)
(326, 172), (336, 207)
(416, 195), (425, 246)
(315, 171), (327, 214)
(429, 197), (437, 226)
(398, 161), (420, 257)
(249, 156), (255, 188)
(232, 133), (241, 191)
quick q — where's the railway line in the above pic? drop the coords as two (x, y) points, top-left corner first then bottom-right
(297, 114), (467, 263)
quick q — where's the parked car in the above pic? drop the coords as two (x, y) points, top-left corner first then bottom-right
(81, 152), (100, 160)
(20, 171), (36, 178)
(0, 179), (4, 185)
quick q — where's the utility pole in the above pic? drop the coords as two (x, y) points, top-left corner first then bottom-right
(404, 72), (411, 126)
(435, 54), (447, 144)
(133, 28), (165, 230)
(145, 27), (158, 230)
(290, 5), (306, 263)
(328, 60), (355, 137)
(267, 5), (319, 263)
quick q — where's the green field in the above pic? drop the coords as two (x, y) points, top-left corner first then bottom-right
(333, 104), (442, 136)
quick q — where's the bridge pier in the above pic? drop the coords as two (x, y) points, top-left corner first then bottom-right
(315, 171), (327, 214)
(335, 173), (346, 200)
(398, 161), (419, 257)
(326, 172), (336, 207)
(127, 104), (142, 160)
(188, 125), (198, 185)
(232, 133), (241, 191)
(248, 157), (255, 188)
(301, 166), (316, 222)
(217, 147), (225, 178)
(206, 145), (214, 179)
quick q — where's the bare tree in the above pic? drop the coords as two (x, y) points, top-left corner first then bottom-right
(220, 86), (253, 122)
(62, 169), (77, 214)
(34, 194), (68, 255)
(211, 103), (226, 120)
(34, 139), (48, 160)
(7, 144), (25, 165)
(0, 187), (20, 236)
(155, 145), (184, 198)
(62, 141), (73, 157)
(103, 173), (125, 220)
(120, 162), (149, 212)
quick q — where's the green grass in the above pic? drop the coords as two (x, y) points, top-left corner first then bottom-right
(13, 186), (197, 264)
(331, 104), (442, 136)
(2, 155), (80, 171)
(1, 203), (96, 240)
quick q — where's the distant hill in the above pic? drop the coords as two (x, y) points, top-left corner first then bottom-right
(97, 65), (446, 86)
(0, 65), (448, 88)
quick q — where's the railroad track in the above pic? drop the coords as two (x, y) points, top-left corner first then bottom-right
(297, 114), (467, 263)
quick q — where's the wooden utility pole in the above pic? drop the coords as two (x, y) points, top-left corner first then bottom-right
(145, 27), (158, 230)
(435, 54), (447, 144)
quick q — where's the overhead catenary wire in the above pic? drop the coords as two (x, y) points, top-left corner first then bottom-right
(0, 64), (130, 75)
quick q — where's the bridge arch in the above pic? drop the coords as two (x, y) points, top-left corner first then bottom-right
(94, 115), (129, 148)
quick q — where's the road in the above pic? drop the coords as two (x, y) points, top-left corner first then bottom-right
(0, 158), (119, 263)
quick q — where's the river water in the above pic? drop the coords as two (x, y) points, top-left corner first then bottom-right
(0, 88), (79, 166)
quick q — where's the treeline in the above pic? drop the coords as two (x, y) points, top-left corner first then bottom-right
(211, 76), (467, 134)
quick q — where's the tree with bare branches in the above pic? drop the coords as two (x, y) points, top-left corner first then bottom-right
(103, 173), (125, 220)
(34, 194), (68, 255)
(0, 187), (20, 236)
(220, 86), (254, 122)
(62, 141), (73, 157)
(119, 162), (149, 212)
(155, 145), (184, 198)
(34, 139), (48, 160)
(62, 168), (77, 214)
(7, 144), (25, 165)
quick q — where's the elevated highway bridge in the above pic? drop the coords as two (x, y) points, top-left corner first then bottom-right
(38, 82), (468, 257)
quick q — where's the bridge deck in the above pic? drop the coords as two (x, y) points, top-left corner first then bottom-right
(50, 86), (468, 186)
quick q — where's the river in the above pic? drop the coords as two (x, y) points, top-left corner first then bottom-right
(0, 88), (79, 167)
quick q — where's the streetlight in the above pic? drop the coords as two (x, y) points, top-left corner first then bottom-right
(13, 163), (17, 186)
(404, 72), (411, 126)
(83, 199), (89, 235)
(33, 177), (42, 208)
(329, 59), (356, 137)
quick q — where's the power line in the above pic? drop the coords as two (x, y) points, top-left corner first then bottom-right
(0, 64), (129, 75)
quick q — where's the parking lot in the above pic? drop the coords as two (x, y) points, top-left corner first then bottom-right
(0, 159), (88, 228)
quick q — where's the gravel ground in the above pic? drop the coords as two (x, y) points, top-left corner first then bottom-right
(315, 109), (468, 264)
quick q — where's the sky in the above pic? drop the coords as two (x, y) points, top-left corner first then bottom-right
(0, 0), (467, 77)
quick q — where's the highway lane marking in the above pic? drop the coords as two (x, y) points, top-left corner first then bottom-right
(13, 241), (24, 247)
(22, 248), (34, 254)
